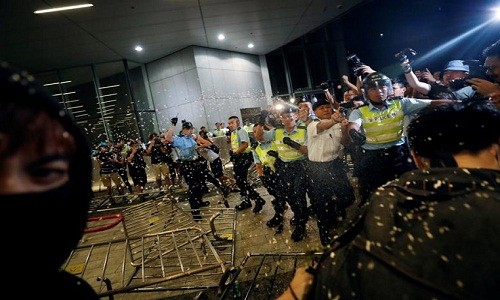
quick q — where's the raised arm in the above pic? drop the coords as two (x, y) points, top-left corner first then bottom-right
(401, 60), (431, 95)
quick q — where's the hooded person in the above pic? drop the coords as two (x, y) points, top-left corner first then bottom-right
(0, 62), (98, 298)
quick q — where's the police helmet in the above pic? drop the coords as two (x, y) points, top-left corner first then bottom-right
(362, 72), (393, 99)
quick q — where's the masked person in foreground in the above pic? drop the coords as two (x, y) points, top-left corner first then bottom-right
(0, 62), (98, 298)
(278, 100), (500, 299)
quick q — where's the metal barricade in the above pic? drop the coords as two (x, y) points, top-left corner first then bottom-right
(64, 198), (236, 298)
(218, 252), (323, 300)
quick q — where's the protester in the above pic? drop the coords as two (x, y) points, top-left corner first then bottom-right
(0, 62), (98, 298)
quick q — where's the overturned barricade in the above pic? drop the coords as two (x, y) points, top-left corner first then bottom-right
(64, 198), (236, 299)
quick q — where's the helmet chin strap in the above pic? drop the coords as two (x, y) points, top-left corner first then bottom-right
(369, 98), (388, 106)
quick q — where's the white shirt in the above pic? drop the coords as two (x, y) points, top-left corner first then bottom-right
(306, 120), (343, 162)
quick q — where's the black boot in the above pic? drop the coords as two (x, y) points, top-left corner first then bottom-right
(266, 214), (283, 228)
(319, 231), (332, 247)
(252, 198), (266, 213)
(235, 200), (252, 210)
(221, 184), (231, 198)
(291, 223), (306, 242)
(235, 196), (252, 210)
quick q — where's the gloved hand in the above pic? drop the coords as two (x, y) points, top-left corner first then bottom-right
(320, 82), (329, 90)
(349, 129), (366, 145)
(283, 137), (301, 150)
(171, 117), (178, 126)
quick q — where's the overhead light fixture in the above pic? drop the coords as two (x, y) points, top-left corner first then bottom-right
(99, 84), (120, 90)
(218, 34), (226, 41)
(52, 91), (76, 97)
(135, 45), (143, 52)
(34, 3), (93, 14)
(43, 80), (72, 86)
(248, 43), (255, 49)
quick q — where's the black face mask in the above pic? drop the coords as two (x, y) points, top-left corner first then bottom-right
(0, 182), (86, 274)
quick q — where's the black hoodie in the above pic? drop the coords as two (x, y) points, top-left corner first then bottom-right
(0, 62), (98, 298)
(312, 168), (500, 299)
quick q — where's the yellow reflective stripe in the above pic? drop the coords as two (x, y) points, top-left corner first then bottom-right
(230, 132), (239, 151)
(275, 128), (306, 160)
(362, 112), (404, 128)
(360, 100), (405, 144)
(255, 144), (277, 172)
(363, 119), (404, 132)
(231, 131), (252, 153)
(366, 132), (403, 143)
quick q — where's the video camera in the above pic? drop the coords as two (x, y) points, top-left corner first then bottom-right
(346, 53), (367, 77)
(448, 60), (491, 91)
(319, 80), (335, 91)
(394, 48), (417, 63)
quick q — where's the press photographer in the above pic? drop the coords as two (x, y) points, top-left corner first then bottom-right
(467, 38), (500, 108)
(146, 132), (173, 192)
(398, 48), (487, 100)
(346, 53), (372, 78)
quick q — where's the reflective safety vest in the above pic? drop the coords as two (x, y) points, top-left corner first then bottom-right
(231, 130), (251, 153)
(359, 99), (404, 144)
(254, 142), (277, 172)
(274, 126), (306, 161)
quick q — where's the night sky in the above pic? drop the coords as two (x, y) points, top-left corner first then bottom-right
(341, 0), (500, 78)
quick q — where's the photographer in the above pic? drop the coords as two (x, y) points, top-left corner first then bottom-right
(401, 58), (475, 100)
(467, 38), (500, 109)
(146, 133), (172, 193)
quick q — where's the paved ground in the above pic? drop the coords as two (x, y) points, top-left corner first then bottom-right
(84, 163), (362, 299)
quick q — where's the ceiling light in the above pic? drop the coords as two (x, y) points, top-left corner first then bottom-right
(248, 43), (255, 48)
(135, 45), (143, 52)
(34, 3), (93, 14)
(218, 34), (225, 41)
(99, 84), (120, 90)
(43, 80), (72, 86)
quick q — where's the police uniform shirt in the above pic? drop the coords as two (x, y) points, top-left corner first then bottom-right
(252, 141), (274, 164)
(348, 97), (430, 150)
(212, 128), (225, 137)
(171, 134), (199, 161)
(233, 127), (251, 146)
(306, 120), (343, 162)
(263, 125), (307, 162)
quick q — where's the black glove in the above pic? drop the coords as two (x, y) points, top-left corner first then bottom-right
(320, 82), (329, 90)
(267, 150), (278, 158)
(283, 137), (301, 150)
(349, 129), (366, 146)
(171, 117), (178, 126)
